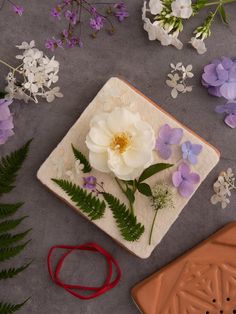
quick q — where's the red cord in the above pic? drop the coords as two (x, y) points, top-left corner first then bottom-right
(47, 243), (122, 300)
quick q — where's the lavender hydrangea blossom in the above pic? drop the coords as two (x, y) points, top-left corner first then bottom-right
(215, 102), (236, 129)
(0, 98), (14, 145)
(202, 57), (236, 100)
(181, 141), (202, 165)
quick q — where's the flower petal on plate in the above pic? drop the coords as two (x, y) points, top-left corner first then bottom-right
(172, 170), (182, 187)
(107, 107), (140, 133)
(89, 151), (110, 172)
(225, 113), (236, 128)
(179, 180), (194, 198)
(123, 148), (153, 168)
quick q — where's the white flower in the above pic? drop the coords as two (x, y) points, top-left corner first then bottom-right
(190, 37), (207, 54)
(170, 62), (183, 72)
(45, 87), (63, 102)
(149, 0), (163, 15)
(171, 0), (193, 19)
(166, 73), (185, 98)
(16, 40), (35, 50)
(24, 73), (39, 93)
(85, 107), (155, 180)
(211, 193), (230, 209)
(182, 64), (194, 79)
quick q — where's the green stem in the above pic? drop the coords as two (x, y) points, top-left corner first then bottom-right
(149, 210), (158, 245)
(115, 178), (135, 217)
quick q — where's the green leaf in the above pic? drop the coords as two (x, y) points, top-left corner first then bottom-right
(0, 298), (30, 314)
(0, 229), (32, 247)
(0, 203), (24, 219)
(219, 5), (228, 24)
(102, 193), (144, 242)
(52, 179), (105, 220)
(71, 145), (92, 173)
(0, 140), (32, 196)
(0, 262), (32, 280)
(137, 183), (152, 197)
(0, 241), (30, 262)
(0, 217), (28, 234)
(138, 163), (173, 182)
(124, 187), (135, 205)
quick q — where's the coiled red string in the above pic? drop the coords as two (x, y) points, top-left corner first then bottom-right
(47, 243), (122, 300)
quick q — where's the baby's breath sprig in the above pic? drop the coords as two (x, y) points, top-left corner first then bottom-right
(149, 183), (174, 245)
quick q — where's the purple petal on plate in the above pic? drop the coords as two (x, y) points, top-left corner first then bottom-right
(191, 144), (203, 155)
(225, 113), (236, 129)
(178, 162), (190, 178)
(201, 78), (209, 88)
(168, 128), (183, 145)
(220, 82), (236, 100)
(188, 152), (198, 165)
(216, 103), (236, 114)
(179, 180), (194, 198)
(158, 124), (172, 142)
(181, 141), (191, 153)
(172, 170), (182, 187)
(221, 57), (234, 70)
(229, 64), (236, 82)
(216, 68), (228, 82)
(156, 138), (171, 160)
(215, 104), (228, 113)
(186, 172), (200, 184)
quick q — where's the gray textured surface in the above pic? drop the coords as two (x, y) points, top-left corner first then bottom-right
(0, 1), (236, 313)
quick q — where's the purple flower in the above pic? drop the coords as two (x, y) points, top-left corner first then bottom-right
(83, 176), (97, 190)
(181, 141), (202, 165)
(45, 38), (63, 51)
(64, 0), (72, 4)
(155, 124), (183, 160)
(202, 57), (236, 100)
(12, 5), (24, 16)
(51, 7), (61, 19)
(114, 2), (125, 9)
(66, 37), (79, 48)
(215, 102), (236, 129)
(115, 9), (129, 22)
(64, 10), (77, 25)
(0, 98), (14, 145)
(90, 15), (104, 31)
(172, 163), (200, 198)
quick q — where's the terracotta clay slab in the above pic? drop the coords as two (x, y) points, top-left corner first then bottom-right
(37, 77), (220, 258)
(132, 222), (236, 314)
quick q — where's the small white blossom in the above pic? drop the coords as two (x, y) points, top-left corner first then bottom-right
(190, 37), (207, 54)
(3, 41), (63, 103)
(181, 64), (194, 79)
(149, 0), (163, 15)
(211, 168), (236, 209)
(171, 0), (193, 19)
(166, 73), (185, 98)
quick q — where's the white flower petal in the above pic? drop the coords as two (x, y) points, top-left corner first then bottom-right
(89, 151), (110, 173)
(171, 88), (178, 98)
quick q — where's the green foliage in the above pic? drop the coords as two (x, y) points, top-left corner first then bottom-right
(0, 241), (30, 262)
(138, 163), (173, 183)
(52, 179), (106, 220)
(71, 144), (92, 173)
(0, 299), (30, 314)
(0, 217), (28, 234)
(137, 182), (152, 197)
(0, 203), (24, 219)
(219, 5), (228, 24)
(102, 193), (144, 242)
(0, 262), (32, 280)
(0, 230), (31, 247)
(0, 140), (32, 196)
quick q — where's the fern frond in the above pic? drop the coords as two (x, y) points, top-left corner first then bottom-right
(0, 229), (31, 247)
(0, 140), (32, 196)
(52, 179), (105, 220)
(102, 193), (145, 242)
(0, 298), (30, 314)
(0, 262), (32, 280)
(0, 217), (28, 234)
(0, 203), (24, 219)
(71, 145), (92, 173)
(0, 241), (31, 262)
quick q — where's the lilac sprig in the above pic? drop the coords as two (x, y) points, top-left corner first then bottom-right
(47, 0), (129, 50)
(0, 0), (24, 15)
(83, 175), (105, 196)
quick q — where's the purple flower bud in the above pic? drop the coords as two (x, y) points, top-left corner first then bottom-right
(83, 176), (97, 190)
(12, 5), (24, 16)
(51, 7), (62, 19)
(89, 15), (104, 31)
(64, 10), (77, 25)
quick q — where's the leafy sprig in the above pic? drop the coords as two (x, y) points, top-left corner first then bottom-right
(0, 262), (32, 280)
(0, 299), (30, 314)
(0, 241), (31, 262)
(0, 230), (32, 247)
(71, 145), (92, 173)
(52, 179), (106, 220)
(0, 217), (28, 234)
(102, 193), (144, 242)
(0, 140), (32, 196)
(0, 203), (24, 219)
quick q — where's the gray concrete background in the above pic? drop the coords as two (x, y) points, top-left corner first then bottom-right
(0, 1), (236, 313)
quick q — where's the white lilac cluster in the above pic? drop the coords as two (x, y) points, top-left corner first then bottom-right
(166, 62), (193, 98)
(211, 168), (236, 209)
(4, 41), (63, 103)
(142, 0), (219, 54)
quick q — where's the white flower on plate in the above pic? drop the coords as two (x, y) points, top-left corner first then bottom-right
(45, 87), (63, 102)
(171, 0), (193, 19)
(85, 107), (155, 180)
(190, 37), (207, 54)
(149, 0), (163, 15)
(166, 73), (185, 98)
(65, 160), (84, 181)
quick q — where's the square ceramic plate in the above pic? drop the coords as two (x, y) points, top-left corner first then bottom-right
(37, 77), (220, 258)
